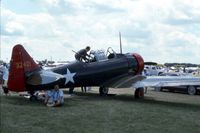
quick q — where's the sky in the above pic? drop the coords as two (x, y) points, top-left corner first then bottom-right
(1, 0), (200, 64)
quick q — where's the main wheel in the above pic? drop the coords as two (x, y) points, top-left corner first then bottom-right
(99, 86), (109, 96)
(135, 88), (144, 98)
(187, 86), (196, 95)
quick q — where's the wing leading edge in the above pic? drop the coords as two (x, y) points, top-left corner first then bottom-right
(102, 74), (146, 88)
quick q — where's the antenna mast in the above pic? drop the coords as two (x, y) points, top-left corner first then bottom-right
(119, 32), (122, 54)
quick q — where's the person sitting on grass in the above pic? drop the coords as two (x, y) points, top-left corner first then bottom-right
(44, 85), (64, 107)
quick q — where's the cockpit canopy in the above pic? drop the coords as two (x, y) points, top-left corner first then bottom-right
(90, 49), (107, 62)
(88, 47), (118, 63)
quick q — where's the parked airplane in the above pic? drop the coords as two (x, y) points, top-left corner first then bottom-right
(6, 44), (145, 99)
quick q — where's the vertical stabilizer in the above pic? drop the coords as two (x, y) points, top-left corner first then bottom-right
(8, 44), (40, 92)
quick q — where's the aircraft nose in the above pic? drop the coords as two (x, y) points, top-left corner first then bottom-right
(132, 53), (144, 74)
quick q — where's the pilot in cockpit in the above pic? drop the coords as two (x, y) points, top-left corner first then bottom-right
(75, 46), (91, 62)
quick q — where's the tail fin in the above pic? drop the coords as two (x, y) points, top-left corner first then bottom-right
(8, 44), (40, 92)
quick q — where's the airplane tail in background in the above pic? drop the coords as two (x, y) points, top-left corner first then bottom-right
(8, 44), (40, 92)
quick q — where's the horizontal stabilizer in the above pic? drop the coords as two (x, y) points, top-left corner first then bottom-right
(26, 70), (66, 90)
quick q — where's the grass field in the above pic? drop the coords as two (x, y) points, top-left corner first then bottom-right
(1, 87), (200, 133)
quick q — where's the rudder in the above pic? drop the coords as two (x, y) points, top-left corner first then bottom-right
(8, 44), (40, 92)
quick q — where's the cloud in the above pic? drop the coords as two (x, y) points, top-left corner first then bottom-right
(1, 8), (24, 36)
(1, 0), (200, 64)
(1, 22), (24, 36)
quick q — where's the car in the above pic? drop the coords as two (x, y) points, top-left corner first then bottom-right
(155, 72), (200, 95)
(143, 65), (166, 76)
(159, 72), (189, 76)
(155, 85), (200, 95)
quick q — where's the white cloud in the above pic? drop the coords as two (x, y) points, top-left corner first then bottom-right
(1, 0), (200, 64)
(45, 0), (59, 6)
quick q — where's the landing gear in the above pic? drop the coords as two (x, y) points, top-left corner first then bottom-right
(69, 87), (74, 94)
(99, 86), (109, 96)
(135, 88), (144, 98)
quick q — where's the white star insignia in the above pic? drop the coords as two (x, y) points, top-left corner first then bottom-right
(64, 68), (76, 84)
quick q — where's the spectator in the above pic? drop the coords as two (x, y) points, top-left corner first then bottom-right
(44, 85), (64, 107)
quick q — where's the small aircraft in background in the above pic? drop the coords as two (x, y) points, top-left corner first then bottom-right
(6, 44), (145, 100)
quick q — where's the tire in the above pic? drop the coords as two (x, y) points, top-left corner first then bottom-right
(187, 86), (196, 95)
(135, 88), (144, 98)
(99, 86), (109, 96)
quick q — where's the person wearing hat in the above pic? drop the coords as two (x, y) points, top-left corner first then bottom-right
(75, 46), (91, 62)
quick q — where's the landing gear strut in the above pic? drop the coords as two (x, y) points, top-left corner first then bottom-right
(135, 88), (144, 98)
(69, 87), (74, 94)
(99, 86), (109, 96)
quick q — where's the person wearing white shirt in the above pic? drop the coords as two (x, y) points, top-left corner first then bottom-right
(44, 85), (64, 107)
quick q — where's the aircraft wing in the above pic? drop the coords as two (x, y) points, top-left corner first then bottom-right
(102, 74), (146, 88)
(132, 76), (200, 88)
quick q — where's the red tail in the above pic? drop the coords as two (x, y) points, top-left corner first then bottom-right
(8, 44), (40, 92)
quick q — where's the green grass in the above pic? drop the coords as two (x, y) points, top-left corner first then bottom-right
(1, 92), (200, 133)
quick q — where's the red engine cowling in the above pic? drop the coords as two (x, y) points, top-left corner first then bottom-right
(132, 53), (144, 74)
